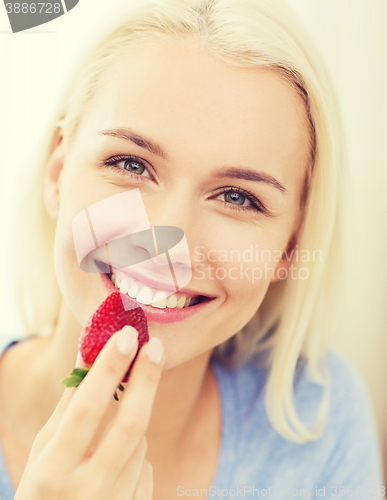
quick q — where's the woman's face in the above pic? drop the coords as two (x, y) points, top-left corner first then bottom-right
(46, 36), (312, 369)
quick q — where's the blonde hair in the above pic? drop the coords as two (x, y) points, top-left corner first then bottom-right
(12, 0), (349, 443)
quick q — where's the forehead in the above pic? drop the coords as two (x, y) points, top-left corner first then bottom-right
(75, 36), (311, 186)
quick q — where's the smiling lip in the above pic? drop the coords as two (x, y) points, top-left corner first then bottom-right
(98, 260), (216, 299)
(99, 270), (215, 324)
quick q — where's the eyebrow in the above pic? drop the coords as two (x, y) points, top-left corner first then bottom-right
(214, 167), (287, 193)
(99, 128), (287, 193)
(99, 128), (168, 160)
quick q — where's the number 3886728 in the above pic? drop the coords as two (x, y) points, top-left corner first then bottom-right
(5, 3), (61, 14)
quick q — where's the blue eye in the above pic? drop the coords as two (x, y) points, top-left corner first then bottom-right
(123, 159), (146, 175)
(223, 191), (248, 206)
(211, 186), (270, 215)
(103, 156), (152, 179)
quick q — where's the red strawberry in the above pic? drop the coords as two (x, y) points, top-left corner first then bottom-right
(62, 292), (149, 391)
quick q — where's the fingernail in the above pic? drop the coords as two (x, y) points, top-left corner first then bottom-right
(116, 326), (138, 355)
(145, 337), (164, 364)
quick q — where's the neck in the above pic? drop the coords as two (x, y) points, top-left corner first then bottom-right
(0, 298), (215, 466)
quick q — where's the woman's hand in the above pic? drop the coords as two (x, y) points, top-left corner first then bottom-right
(14, 326), (165, 500)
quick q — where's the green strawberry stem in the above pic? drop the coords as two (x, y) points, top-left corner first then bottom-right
(61, 368), (128, 401)
(61, 368), (90, 388)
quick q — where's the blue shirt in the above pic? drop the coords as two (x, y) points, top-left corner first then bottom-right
(0, 335), (384, 499)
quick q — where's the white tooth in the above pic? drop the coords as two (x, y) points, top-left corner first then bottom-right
(116, 275), (122, 288)
(128, 282), (139, 299)
(166, 293), (178, 308)
(111, 274), (116, 286)
(176, 295), (186, 309)
(136, 286), (154, 305)
(120, 278), (129, 294)
(152, 290), (167, 309)
(183, 297), (191, 308)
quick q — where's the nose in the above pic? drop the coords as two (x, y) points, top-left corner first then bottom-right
(143, 188), (195, 267)
(127, 189), (194, 287)
(127, 225), (192, 284)
(127, 228), (156, 261)
(127, 225), (185, 264)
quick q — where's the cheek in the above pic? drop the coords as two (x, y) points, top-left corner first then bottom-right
(54, 210), (85, 293)
(195, 226), (289, 294)
(196, 228), (292, 337)
(51, 182), (112, 324)
(53, 216), (110, 327)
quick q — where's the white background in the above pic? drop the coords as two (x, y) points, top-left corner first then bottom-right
(1, 0), (386, 476)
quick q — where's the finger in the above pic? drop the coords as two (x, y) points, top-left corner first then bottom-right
(132, 460), (153, 500)
(81, 436), (147, 499)
(29, 387), (76, 456)
(90, 337), (164, 476)
(105, 437), (148, 499)
(51, 326), (139, 468)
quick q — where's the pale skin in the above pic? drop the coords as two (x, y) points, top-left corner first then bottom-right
(0, 35), (312, 498)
